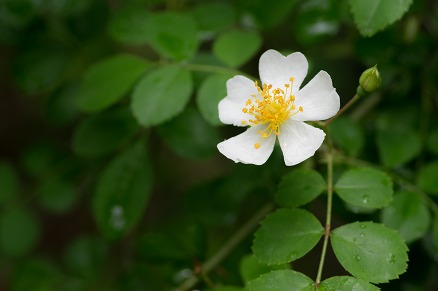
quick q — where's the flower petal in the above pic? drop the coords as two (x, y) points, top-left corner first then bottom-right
(259, 49), (308, 92)
(278, 120), (325, 166)
(217, 125), (276, 165)
(293, 70), (340, 122)
(218, 75), (259, 126)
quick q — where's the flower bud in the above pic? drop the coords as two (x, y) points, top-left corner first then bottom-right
(358, 65), (381, 94)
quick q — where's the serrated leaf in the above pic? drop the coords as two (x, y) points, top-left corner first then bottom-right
(72, 108), (139, 158)
(349, 0), (413, 37)
(331, 222), (408, 283)
(275, 169), (326, 208)
(93, 141), (153, 239)
(213, 30), (262, 68)
(381, 191), (430, 243)
(253, 208), (323, 264)
(76, 54), (149, 112)
(157, 107), (220, 160)
(131, 66), (193, 127)
(244, 270), (314, 291)
(376, 127), (421, 167)
(196, 73), (233, 126)
(318, 276), (379, 291)
(335, 167), (393, 209)
(0, 208), (40, 257)
(144, 12), (198, 60)
(0, 162), (18, 205)
(239, 254), (289, 284)
(417, 161), (438, 195)
(329, 117), (364, 156)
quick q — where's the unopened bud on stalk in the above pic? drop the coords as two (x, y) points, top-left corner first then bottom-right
(357, 65), (381, 96)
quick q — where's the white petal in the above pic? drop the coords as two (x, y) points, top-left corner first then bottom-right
(217, 125), (276, 165)
(259, 49), (308, 92)
(293, 70), (340, 122)
(218, 75), (259, 126)
(278, 120), (325, 166)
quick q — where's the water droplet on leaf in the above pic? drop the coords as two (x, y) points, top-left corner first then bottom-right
(387, 253), (396, 264)
(354, 255), (361, 262)
(109, 205), (126, 230)
(362, 195), (369, 204)
(360, 224), (366, 229)
(360, 233), (365, 237)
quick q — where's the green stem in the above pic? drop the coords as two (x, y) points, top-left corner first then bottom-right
(324, 94), (360, 126)
(315, 132), (334, 288)
(176, 203), (274, 291)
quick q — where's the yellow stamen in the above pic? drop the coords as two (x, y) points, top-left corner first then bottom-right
(242, 76), (304, 144)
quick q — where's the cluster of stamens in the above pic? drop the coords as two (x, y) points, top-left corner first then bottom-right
(241, 77), (303, 149)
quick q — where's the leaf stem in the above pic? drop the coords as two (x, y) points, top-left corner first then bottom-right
(176, 203), (274, 291)
(315, 131), (334, 288)
(324, 93), (360, 126)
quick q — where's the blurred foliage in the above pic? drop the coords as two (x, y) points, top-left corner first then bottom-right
(1, 0), (438, 290)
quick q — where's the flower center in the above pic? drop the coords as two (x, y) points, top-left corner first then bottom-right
(241, 77), (303, 149)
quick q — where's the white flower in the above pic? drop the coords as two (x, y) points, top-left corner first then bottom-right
(217, 49), (340, 166)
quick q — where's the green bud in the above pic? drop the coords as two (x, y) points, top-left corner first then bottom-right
(358, 65), (381, 94)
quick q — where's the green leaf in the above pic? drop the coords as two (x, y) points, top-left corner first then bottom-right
(318, 276), (379, 291)
(427, 128), (438, 156)
(331, 222), (408, 283)
(157, 107), (220, 160)
(329, 117), (364, 156)
(244, 270), (314, 291)
(275, 168), (326, 207)
(376, 127), (421, 167)
(196, 73), (232, 126)
(239, 254), (289, 284)
(72, 108), (139, 158)
(63, 236), (108, 279)
(131, 66), (193, 127)
(76, 54), (149, 112)
(93, 141), (153, 239)
(236, 0), (298, 28)
(191, 2), (236, 33)
(0, 208), (40, 257)
(417, 161), (438, 195)
(209, 287), (242, 291)
(138, 232), (188, 262)
(381, 191), (430, 243)
(12, 47), (69, 94)
(0, 162), (19, 205)
(107, 7), (150, 45)
(349, 0), (413, 37)
(213, 30), (262, 68)
(432, 213), (438, 250)
(38, 178), (77, 213)
(294, 0), (340, 46)
(334, 167), (393, 209)
(252, 208), (323, 264)
(11, 259), (62, 291)
(144, 12), (198, 60)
